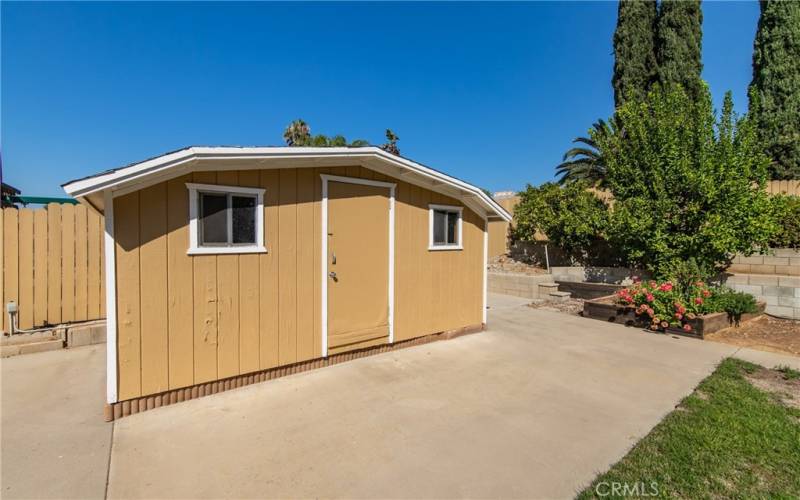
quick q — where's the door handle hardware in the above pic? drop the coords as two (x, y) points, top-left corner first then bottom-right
(328, 271), (337, 280)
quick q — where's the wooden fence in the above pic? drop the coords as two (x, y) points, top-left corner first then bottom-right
(1, 204), (105, 333)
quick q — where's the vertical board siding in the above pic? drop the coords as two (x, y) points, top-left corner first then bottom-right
(110, 165), (484, 400)
(278, 168), (298, 365)
(139, 184), (169, 395)
(238, 170), (261, 374)
(1, 205), (106, 334)
(114, 193), (142, 400)
(215, 170), (240, 379)
(259, 169), (280, 369)
(167, 175), (194, 389)
(192, 171), (219, 384)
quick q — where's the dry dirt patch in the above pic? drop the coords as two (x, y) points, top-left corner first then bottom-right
(746, 367), (800, 410)
(705, 315), (800, 357)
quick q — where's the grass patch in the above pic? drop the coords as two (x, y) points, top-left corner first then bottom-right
(577, 358), (800, 499)
(776, 365), (800, 381)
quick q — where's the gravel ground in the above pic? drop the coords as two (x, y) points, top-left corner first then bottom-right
(528, 297), (585, 315)
(488, 255), (548, 275)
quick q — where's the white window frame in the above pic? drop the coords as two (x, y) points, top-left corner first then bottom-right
(428, 204), (463, 251)
(186, 183), (266, 255)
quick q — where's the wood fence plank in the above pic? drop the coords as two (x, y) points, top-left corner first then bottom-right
(61, 204), (75, 322)
(74, 204), (88, 321)
(87, 209), (101, 319)
(18, 209), (34, 329)
(167, 175), (194, 389)
(1, 209), (4, 332)
(115, 193), (142, 400)
(3, 209), (18, 332)
(47, 204), (62, 324)
(100, 213), (106, 317)
(33, 210), (48, 326)
(139, 183), (169, 395)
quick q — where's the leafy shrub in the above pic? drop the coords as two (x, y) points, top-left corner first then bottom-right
(706, 288), (758, 324)
(513, 182), (609, 263)
(594, 84), (777, 277)
(768, 195), (800, 249)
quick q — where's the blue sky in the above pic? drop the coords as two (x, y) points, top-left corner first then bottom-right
(2, 1), (759, 198)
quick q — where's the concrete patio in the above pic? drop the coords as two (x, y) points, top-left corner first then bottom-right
(2, 293), (798, 499)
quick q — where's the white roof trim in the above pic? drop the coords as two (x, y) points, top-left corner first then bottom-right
(62, 147), (512, 221)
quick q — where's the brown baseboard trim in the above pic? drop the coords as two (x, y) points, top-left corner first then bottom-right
(104, 322), (484, 421)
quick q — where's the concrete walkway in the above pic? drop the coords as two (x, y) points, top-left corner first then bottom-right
(2, 294), (798, 499)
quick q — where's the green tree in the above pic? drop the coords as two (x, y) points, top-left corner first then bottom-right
(748, 0), (800, 180)
(612, 0), (658, 108)
(555, 120), (614, 188)
(513, 182), (609, 263)
(595, 84), (776, 276)
(656, 0), (703, 100)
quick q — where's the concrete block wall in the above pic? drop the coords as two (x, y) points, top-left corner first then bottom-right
(549, 266), (648, 285)
(724, 274), (800, 319)
(727, 249), (800, 276)
(488, 272), (554, 299)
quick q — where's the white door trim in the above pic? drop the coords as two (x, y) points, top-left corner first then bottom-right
(320, 174), (396, 357)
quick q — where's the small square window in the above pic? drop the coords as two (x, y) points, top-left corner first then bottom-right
(429, 204), (463, 250)
(187, 183), (266, 255)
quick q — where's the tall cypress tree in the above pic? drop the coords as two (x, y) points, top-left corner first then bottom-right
(749, 0), (800, 180)
(656, 0), (703, 99)
(612, 0), (658, 108)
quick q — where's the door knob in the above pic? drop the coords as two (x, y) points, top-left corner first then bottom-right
(328, 271), (337, 279)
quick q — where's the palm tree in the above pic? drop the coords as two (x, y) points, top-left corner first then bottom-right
(380, 129), (400, 155)
(555, 120), (611, 187)
(283, 119), (311, 146)
(283, 120), (369, 147)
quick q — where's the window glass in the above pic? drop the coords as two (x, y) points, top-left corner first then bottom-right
(232, 195), (256, 244)
(200, 193), (228, 244)
(433, 210), (447, 244)
(446, 212), (458, 244)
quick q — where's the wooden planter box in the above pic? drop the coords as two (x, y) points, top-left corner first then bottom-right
(583, 295), (767, 340)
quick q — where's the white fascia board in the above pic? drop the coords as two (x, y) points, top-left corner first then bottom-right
(62, 147), (512, 221)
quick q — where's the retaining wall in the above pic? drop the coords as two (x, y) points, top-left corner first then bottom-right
(487, 272), (554, 299)
(726, 248), (800, 276)
(725, 274), (800, 319)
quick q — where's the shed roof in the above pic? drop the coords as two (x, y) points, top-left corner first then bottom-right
(62, 146), (512, 221)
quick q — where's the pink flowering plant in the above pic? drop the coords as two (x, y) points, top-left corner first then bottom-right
(615, 278), (717, 332)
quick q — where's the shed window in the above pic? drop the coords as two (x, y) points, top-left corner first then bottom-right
(428, 204), (463, 251)
(187, 183), (266, 255)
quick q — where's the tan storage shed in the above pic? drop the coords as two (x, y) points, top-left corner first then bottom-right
(63, 147), (511, 419)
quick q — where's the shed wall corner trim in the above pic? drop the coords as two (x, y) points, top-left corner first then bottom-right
(103, 190), (118, 404)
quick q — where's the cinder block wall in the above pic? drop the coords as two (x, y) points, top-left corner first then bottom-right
(725, 275), (800, 319)
(724, 249), (800, 276)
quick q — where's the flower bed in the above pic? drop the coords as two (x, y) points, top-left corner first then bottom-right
(583, 279), (766, 339)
